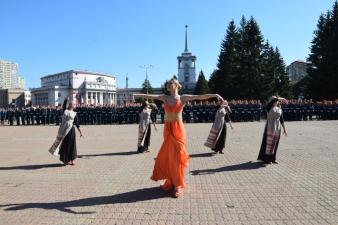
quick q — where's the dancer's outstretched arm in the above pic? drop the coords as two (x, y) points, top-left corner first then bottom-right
(280, 115), (287, 136)
(133, 94), (165, 102)
(183, 94), (223, 102)
(225, 106), (234, 129)
(74, 116), (84, 138)
(62, 94), (72, 111)
(152, 117), (158, 131)
(228, 115), (234, 130)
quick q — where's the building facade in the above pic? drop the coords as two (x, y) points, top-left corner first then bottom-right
(116, 87), (162, 106)
(177, 26), (197, 92)
(31, 70), (117, 106)
(0, 60), (19, 89)
(0, 88), (25, 108)
(18, 77), (25, 89)
(287, 60), (311, 82)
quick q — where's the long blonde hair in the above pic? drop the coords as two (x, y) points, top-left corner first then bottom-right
(166, 78), (182, 92)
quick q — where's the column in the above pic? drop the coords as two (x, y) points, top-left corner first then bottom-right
(87, 92), (90, 105)
(99, 92), (102, 105)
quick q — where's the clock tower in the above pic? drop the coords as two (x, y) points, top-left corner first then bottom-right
(177, 25), (197, 92)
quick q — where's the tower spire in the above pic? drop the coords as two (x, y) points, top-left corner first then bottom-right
(185, 25), (188, 52)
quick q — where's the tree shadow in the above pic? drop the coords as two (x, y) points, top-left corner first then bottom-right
(189, 152), (214, 158)
(0, 163), (64, 170)
(0, 187), (168, 214)
(190, 161), (265, 175)
(78, 150), (138, 159)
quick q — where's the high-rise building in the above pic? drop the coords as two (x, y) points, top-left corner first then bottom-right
(18, 76), (25, 89)
(287, 60), (311, 82)
(177, 25), (197, 92)
(0, 60), (19, 89)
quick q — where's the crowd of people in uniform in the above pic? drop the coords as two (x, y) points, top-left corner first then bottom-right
(0, 99), (338, 126)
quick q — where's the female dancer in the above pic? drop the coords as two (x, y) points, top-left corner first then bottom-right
(137, 101), (157, 153)
(205, 100), (234, 154)
(257, 96), (287, 164)
(134, 78), (223, 198)
(49, 94), (84, 165)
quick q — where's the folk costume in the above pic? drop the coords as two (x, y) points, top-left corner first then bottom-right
(205, 105), (231, 153)
(257, 96), (285, 163)
(49, 98), (80, 164)
(137, 106), (153, 153)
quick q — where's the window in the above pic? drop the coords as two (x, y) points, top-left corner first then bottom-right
(184, 63), (189, 75)
(58, 92), (61, 98)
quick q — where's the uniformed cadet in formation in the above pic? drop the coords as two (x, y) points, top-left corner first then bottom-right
(281, 99), (338, 121)
(0, 108), (6, 125)
(0, 98), (337, 126)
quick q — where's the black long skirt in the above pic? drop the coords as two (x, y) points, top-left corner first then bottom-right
(137, 124), (151, 153)
(257, 126), (280, 163)
(59, 127), (77, 164)
(212, 122), (227, 152)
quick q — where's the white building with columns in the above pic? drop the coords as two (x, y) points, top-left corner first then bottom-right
(31, 70), (117, 106)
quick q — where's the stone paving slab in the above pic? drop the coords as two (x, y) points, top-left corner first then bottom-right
(0, 121), (337, 225)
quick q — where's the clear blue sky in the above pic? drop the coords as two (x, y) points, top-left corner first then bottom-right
(0, 0), (335, 89)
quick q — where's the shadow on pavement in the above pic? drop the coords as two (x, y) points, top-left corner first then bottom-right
(0, 187), (169, 214)
(0, 163), (64, 170)
(190, 161), (265, 175)
(78, 150), (138, 158)
(189, 152), (214, 158)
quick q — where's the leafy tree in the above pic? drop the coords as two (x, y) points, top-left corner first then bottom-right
(210, 16), (291, 100)
(194, 70), (210, 94)
(210, 20), (241, 99)
(307, 1), (338, 100)
(273, 47), (291, 98)
(141, 79), (153, 94)
(239, 17), (265, 99)
(136, 79), (154, 104)
(260, 41), (277, 99)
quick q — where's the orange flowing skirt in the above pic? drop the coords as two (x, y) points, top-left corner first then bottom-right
(151, 120), (189, 188)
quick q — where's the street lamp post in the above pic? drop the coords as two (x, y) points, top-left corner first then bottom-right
(139, 65), (153, 95)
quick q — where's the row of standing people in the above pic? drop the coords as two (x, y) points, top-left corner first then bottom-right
(2, 99), (337, 126)
(0, 105), (146, 126)
(0, 106), (62, 126)
(281, 99), (338, 121)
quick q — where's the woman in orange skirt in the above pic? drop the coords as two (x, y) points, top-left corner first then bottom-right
(134, 78), (223, 197)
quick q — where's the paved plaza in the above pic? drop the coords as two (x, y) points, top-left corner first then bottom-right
(0, 121), (337, 225)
